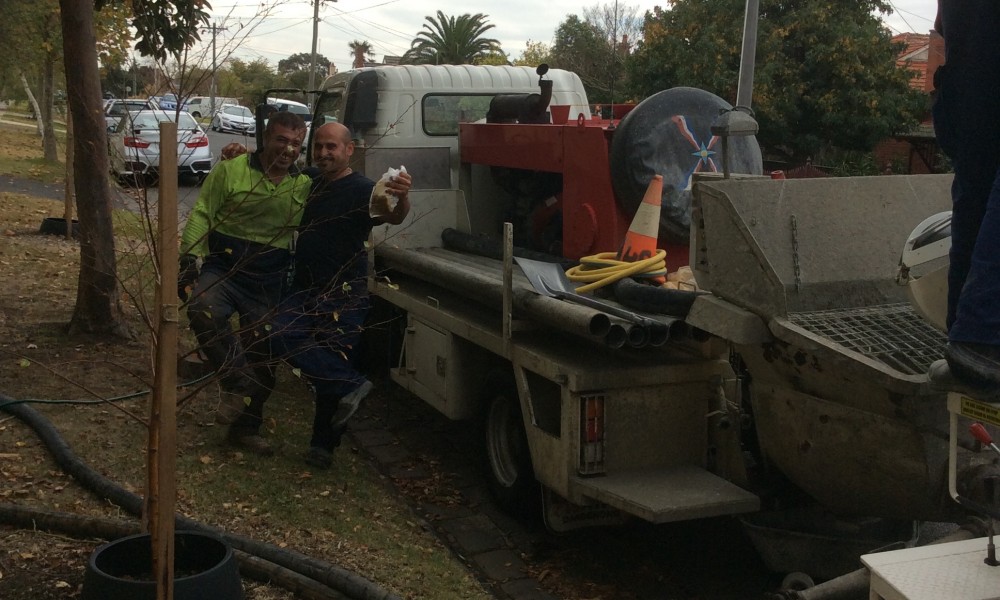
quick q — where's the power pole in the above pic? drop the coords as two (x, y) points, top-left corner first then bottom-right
(308, 0), (337, 100)
(205, 22), (228, 114)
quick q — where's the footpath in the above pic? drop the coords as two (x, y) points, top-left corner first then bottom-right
(341, 382), (557, 600)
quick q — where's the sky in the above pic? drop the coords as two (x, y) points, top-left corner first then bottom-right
(194, 0), (939, 74)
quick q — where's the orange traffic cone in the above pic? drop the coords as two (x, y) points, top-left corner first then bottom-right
(619, 175), (666, 283)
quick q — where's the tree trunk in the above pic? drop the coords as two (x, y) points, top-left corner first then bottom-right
(19, 72), (43, 137)
(64, 108), (74, 241)
(59, 0), (132, 339)
(41, 52), (57, 162)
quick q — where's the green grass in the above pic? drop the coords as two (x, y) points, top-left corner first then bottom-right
(0, 122), (68, 184)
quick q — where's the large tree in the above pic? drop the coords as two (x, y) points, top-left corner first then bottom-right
(224, 57), (285, 105)
(401, 11), (502, 65)
(625, 0), (926, 162)
(59, 0), (209, 337)
(278, 51), (331, 89)
(2, 2), (65, 161)
(549, 4), (643, 104)
(0, 1), (127, 104)
(513, 40), (553, 67)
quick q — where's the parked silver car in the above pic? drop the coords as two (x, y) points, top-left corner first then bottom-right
(103, 98), (153, 129)
(210, 104), (255, 135)
(108, 109), (212, 184)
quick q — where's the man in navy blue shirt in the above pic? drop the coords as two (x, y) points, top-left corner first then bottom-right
(271, 122), (411, 468)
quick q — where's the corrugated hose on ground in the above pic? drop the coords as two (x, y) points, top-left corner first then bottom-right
(0, 394), (402, 600)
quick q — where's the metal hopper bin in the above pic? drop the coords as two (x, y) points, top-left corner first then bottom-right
(687, 173), (996, 522)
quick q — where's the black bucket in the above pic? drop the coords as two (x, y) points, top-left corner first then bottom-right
(38, 217), (80, 238)
(81, 530), (243, 600)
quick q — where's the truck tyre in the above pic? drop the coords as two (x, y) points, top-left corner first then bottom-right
(482, 378), (539, 518)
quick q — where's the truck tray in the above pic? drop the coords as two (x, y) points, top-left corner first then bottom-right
(572, 465), (759, 523)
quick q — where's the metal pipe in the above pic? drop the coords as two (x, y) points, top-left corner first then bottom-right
(736, 0), (760, 110)
(647, 324), (670, 347)
(587, 313), (613, 338)
(377, 246), (613, 343)
(604, 324), (627, 349)
(609, 316), (648, 348)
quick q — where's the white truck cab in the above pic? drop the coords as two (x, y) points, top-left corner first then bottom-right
(312, 64), (590, 190)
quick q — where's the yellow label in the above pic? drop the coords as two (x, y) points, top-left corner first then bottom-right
(959, 396), (1000, 427)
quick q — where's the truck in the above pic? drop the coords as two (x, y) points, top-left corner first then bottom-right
(300, 63), (998, 580)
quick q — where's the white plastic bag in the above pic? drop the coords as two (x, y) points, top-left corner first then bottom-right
(369, 165), (407, 218)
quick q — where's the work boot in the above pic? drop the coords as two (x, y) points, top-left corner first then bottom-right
(330, 379), (373, 428)
(226, 426), (274, 457)
(947, 342), (1000, 389)
(304, 447), (333, 470)
(215, 391), (250, 424)
(929, 358), (1000, 397)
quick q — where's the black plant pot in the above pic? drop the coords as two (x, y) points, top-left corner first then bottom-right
(38, 217), (80, 238)
(81, 530), (243, 600)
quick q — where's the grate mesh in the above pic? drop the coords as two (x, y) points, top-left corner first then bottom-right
(788, 303), (946, 376)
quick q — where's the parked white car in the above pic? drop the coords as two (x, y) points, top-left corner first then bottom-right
(266, 97), (312, 149)
(210, 104), (255, 135)
(108, 109), (213, 185)
(183, 95), (240, 119)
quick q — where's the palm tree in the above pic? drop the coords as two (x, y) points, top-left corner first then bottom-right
(401, 11), (501, 65)
(348, 39), (373, 69)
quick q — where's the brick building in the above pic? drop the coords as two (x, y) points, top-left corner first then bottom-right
(873, 31), (946, 174)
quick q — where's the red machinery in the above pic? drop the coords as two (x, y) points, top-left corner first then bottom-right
(459, 116), (690, 273)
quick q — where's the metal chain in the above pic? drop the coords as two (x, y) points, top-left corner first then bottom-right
(791, 214), (801, 291)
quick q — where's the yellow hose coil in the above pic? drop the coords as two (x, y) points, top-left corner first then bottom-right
(565, 249), (667, 294)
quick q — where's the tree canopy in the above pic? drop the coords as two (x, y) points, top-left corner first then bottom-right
(401, 11), (502, 65)
(101, 0), (211, 63)
(625, 0), (927, 161)
(513, 40), (552, 67)
(278, 51), (331, 88)
(349, 40), (373, 69)
(549, 4), (643, 103)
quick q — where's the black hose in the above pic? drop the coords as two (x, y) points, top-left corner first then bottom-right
(440, 227), (576, 269)
(0, 395), (401, 600)
(0, 504), (346, 600)
(611, 276), (705, 317)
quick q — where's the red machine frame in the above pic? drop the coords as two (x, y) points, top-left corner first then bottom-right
(459, 116), (688, 272)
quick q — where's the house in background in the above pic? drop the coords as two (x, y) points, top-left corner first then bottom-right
(873, 31), (946, 174)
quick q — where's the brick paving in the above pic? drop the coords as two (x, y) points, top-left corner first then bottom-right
(346, 381), (558, 600)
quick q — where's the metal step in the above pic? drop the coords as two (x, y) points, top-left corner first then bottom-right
(572, 465), (760, 523)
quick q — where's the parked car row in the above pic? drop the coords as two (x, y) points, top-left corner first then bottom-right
(101, 93), (315, 186)
(183, 96), (240, 119)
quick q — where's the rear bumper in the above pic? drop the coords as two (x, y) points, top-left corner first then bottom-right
(117, 158), (212, 177)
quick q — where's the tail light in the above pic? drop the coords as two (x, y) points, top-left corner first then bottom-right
(124, 136), (150, 148)
(579, 394), (606, 475)
(185, 136), (209, 148)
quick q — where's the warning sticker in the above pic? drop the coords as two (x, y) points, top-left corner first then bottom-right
(959, 396), (1000, 427)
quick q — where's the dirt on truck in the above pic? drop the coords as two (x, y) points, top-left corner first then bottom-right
(299, 63), (998, 592)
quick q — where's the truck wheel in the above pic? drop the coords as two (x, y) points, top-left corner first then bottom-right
(483, 380), (539, 518)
